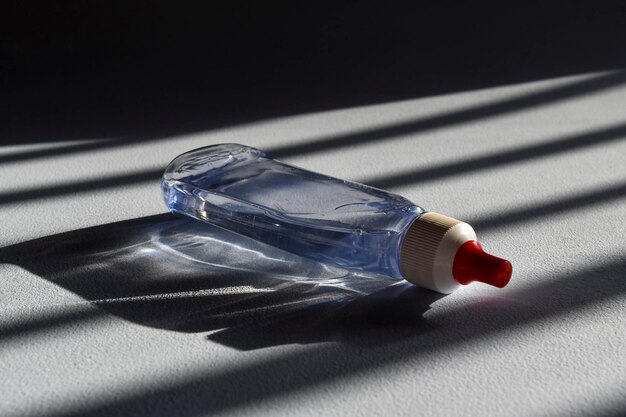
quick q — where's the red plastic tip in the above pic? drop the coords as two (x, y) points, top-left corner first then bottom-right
(453, 240), (512, 288)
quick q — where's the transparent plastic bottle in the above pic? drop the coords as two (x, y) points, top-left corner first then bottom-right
(162, 144), (512, 293)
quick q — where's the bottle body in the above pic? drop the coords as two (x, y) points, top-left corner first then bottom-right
(162, 143), (425, 280)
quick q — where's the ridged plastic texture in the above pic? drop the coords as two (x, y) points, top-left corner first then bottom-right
(399, 212), (462, 286)
(162, 143), (425, 279)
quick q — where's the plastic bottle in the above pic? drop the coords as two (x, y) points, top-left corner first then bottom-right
(162, 143), (512, 294)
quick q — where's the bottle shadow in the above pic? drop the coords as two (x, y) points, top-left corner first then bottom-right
(0, 214), (444, 350)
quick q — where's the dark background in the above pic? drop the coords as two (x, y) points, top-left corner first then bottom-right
(3, 1), (626, 143)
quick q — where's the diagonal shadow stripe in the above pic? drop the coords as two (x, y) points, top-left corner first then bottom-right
(553, 401), (626, 417)
(0, 307), (106, 341)
(0, 137), (151, 165)
(470, 181), (626, 231)
(362, 123), (626, 189)
(0, 170), (162, 206)
(39, 256), (626, 417)
(1, 70), (625, 166)
(267, 69), (626, 158)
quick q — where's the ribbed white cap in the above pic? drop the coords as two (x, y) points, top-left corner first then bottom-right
(399, 212), (477, 294)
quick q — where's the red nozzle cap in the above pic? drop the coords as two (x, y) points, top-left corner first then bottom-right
(452, 240), (512, 288)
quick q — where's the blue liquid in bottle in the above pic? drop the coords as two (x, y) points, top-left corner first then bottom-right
(162, 143), (424, 280)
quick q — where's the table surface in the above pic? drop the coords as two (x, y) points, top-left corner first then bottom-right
(1, 71), (625, 417)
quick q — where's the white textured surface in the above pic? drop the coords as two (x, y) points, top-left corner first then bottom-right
(1, 71), (625, 417)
